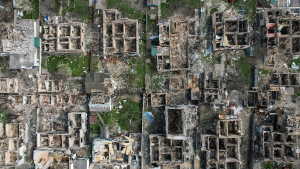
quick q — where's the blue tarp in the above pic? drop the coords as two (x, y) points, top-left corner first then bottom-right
(145, 112), (152, 123)
(44, 16), (48, 22)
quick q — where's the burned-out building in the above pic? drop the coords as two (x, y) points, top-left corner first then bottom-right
(201, 117), (243, 169)
(1, 19), (40, 69)
(245, 89), (287, 110)
(257, 8), (300, 65)
(269, 72), (300, 87)
(150, 93), (167, 107)
(252, 108), (300, 165)
(212, 12), (250, 51)
(92, 133), (141, 168)
(103, 9), (139, 58)
(43, 22), (86, 53)
(149, 135), (194, 166)
(150, 105), (198, 167)
(197, 72), (227, 105)
(156, 17), (198, 72)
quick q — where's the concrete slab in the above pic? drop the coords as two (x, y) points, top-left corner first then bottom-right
(95, 0), (106, 10)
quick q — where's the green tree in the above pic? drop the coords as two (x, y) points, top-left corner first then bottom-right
(57, 62), (73, 77)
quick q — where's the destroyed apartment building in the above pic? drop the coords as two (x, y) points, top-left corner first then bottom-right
(201, 116), (243, 169)
(147, 73), (201, 106)
(150, 105), (198, 167)
(0, 122), (28, 167)
(245, 89), (287, 109)
(199, 71), (227, 106)
(257, 8), (300, 65)
(245, 72), (300, 109)
(35, 112), (88, 169)
(252, 108), (300, 165)
(1, 19), (40, 69)
(43, 21), (86, 53)
(269, 72), (300, 87)
(155, 16), (198, 72)
(212, 12), (250, 51)
(92, 133), (141, 168)
(103, 9), (139, 58)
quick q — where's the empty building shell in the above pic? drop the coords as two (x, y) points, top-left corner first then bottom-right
(149, 134), (195, 167)
(68, 112), (87, 149)
(245, 89), (287, 110)
(43, 22), (86, 53)
(169, 77), (186, 90)
(103, 9), (139, 58)
(253, 110), (300, 164)
(156, 17), (197, 72)
(165, 105), (198, 140)
(151, 93), (167, 107)
(212, 12), (250, 51)
(217, 119), (243, 138)
(36, 133), (68, 150)
(270, 72), (300, 87)
(203, 72), (221, 90)
(201, 135), (242, 169)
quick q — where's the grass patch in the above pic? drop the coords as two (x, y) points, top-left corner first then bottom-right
(0, 57), (9, 74)
(149, 76), (163, 90)
(107, 0), (122, 8)
(260, 69), (271, 75)
(46, 55), (90, 77)
(24, 0), (39, 19)
(201, 1), (204, 7)
(119, 1), (144, 21)
(161, 2), (171, 18)
(0, 111), (8, 124)
(62, 0), (90, 20)
(147, 14), (153, 32)
(288, 58), (300, 70)
(90, 116), (102, 134)
(128, 56), (145, 88)
(101, 100), (142, 131)
(146, 59), (156, 76)
(62, 0), (75, 16)
(225, 0), (256, 24)
(292, 87), (300, 103)
(210, 7), (218, 15)
(188, 0), (200, 8)
(140, 41), (147, 53)
(235, 56), (253, 86)
(262, 161), (275, 169)
(55, 0), (60, 13)
(93, 58), (99, 72)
